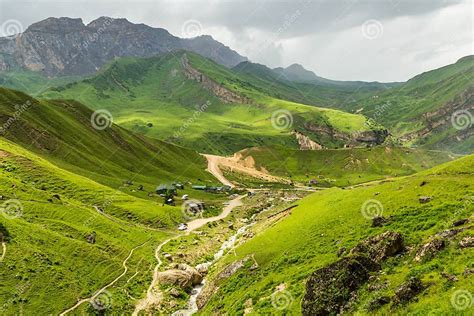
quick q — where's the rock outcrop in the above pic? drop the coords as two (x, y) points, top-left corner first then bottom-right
(157, 263), (203, 289)
(292, 130), (323, 150)
(349, 231), (404, 264)
(302, 254), (379, 315)
(392, 277), (425, 305)
(414, 237), (445, 262)
(302, 231), (404, 315)
(181, 54), (250, 104)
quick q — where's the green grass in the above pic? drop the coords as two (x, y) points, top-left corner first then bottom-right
(39, 52), (384, 155)
(237, 146), (456, 186)
(0, 87), (220, 201)
(199, 154), (474, 315)
(0, 137), (173, 314)
(0, 85), (233, 314)
(334, 55), (474, 153)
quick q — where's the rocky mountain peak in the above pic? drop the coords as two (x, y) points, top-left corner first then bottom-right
(26, 17), (86, 33)
(0, 16), (247, 76)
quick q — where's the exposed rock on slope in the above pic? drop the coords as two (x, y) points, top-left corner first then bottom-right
(181, 54), (250, 104)
(0, 17), (247, 76)
(157, 263), (203, 289)
(292, 130), (323, 150)
(302, 231), (404, 315)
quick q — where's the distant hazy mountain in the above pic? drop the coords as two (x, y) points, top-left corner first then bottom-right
(233, 60), (399, 90)
(0, 17), (247, 76)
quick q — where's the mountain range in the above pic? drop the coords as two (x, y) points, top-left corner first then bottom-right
(0, 17), (247, 76)
(0, 15), (473, 316)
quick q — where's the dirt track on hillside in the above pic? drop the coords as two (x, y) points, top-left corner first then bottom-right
(0, 242), (6, 262)
(203, 153), (290, 185)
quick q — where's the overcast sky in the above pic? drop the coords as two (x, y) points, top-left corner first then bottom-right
(0, 0), (472, 82)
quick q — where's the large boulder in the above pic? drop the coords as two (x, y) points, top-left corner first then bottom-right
(392, 277), (425, 305)
(349, 231), (404, 263)
(302, 254), (379, 315)
(414, 237), (444, 262)
(302, 231), (404, 315)
(459, 236), (474, 248)
(157, 264), (203, 289)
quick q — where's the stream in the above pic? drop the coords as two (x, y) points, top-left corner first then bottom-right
(171, 217), (256, 315)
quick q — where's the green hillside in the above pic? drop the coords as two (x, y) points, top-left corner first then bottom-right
(339, 56), (474, 153)
(0, 87), (216, 197)
(0, 86), (234, 314)
(236, 146), (456, 186)
(40, 52), (386, 155)
(0, 137), (174, 314)
(0, 70), (81, 96)
(199, 154), (474, 315)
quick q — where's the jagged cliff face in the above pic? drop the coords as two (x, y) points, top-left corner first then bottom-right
(0, 17), (247, 76)
(302, 122), (389, 148)
(292, 130), (323, 150)
(181, 54), (250, 104)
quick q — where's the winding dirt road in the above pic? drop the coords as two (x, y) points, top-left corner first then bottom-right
(133, 195), (244, 314)
(133, 157), (246, 315)
(203, 154), (289, 186)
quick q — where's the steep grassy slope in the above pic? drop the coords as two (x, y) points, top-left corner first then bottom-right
(0, 87), (216, 198)
(199, 155), (474, 315)
(40, 52), (385, 154)
(0, 86), (231, 314)
(0, 137), (173, 314)
(341, 56), (474, 153)
(0, 70), (81, 96)
(236, 146), (455, 186)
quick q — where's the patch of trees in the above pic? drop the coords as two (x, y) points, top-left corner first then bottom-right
(0, 223), (10, 242)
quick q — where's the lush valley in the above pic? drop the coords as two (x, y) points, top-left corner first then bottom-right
(41, 52), (386, 155)
(0, 12), (472, 316)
